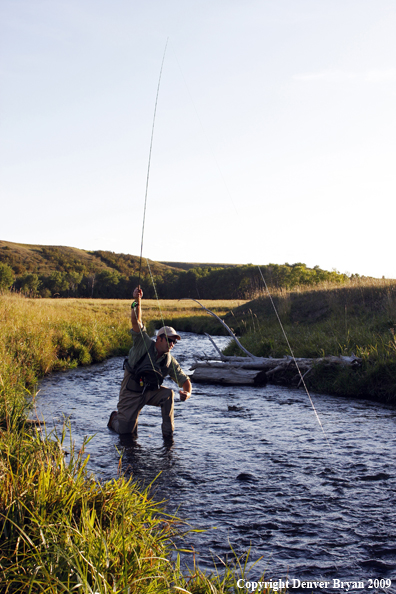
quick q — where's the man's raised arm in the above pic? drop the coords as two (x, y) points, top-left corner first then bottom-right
(131, 287), (143, 332)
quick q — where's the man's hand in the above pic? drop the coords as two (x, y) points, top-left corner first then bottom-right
(179, 379), (192, 401)
(133, 287), (143, 299)
(179, 389), (191, 401)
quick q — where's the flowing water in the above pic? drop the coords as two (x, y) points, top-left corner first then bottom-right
(37, 333), (396, 592)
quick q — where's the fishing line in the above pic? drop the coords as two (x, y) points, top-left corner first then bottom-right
(138, 38), (169, 288)
(257, 271), (342, 573)
(155, 46), (331, 454)
(257, 266), (334, 456)
(158, 45), (330, 437)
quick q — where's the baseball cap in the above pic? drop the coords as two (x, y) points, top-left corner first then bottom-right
(157, 326), (181, 340)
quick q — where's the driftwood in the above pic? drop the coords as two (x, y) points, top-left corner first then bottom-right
(181, 299), (256, 358)
(191, 353), (362, 386)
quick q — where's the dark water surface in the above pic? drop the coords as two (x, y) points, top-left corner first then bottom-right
(37, 333), (396, 592)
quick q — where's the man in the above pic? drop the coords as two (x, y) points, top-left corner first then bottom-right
(107, 287), (192, 439)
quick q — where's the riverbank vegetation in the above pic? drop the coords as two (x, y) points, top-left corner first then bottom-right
(1, 293), (281, 592)
(1, 239), (353, 299)
(222, 278), (396, 403)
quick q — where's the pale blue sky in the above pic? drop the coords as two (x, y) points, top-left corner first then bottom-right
(1, 1), (396, 277)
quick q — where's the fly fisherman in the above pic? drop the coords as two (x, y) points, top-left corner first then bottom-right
(107, 287), (192, 440)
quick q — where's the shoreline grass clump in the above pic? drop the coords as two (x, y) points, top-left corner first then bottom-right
(0, 420), (178, 592)
(1, 293), (284, 593)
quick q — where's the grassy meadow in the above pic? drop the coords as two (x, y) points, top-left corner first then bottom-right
(2, 293), (276, 593)
(0, 295), (244, 388)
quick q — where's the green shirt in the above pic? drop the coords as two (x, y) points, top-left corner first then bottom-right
(128, 326), (189, 388)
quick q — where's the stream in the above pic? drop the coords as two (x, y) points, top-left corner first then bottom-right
(37, 333), (396, 592)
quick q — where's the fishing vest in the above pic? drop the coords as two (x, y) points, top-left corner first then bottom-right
(124, 342), (172, 393)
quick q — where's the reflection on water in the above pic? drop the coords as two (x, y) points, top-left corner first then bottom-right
(37, 333), (396, 591)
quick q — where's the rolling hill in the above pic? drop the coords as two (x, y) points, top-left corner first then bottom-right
(0, 239), (355, 299)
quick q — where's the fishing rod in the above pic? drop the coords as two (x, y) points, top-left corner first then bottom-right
(132, 40), (180, 381)
(138, 39), (169, 288)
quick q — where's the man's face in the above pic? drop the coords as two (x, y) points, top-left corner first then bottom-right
(156, 334), (177, 354)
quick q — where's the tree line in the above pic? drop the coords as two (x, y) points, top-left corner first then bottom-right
(0, 258), (353, 299)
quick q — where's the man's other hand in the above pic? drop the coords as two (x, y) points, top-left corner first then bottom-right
(179, 390), (191, 401)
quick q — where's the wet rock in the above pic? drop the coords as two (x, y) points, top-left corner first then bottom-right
(236, 472), (256, 482)
(359, 472), (390, 481)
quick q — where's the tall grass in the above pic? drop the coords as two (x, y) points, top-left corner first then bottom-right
(1, 294), (282, 593)
(1, 421), (174, 592)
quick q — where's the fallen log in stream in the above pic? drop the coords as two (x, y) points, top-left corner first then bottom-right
(190, 353), (362, 386)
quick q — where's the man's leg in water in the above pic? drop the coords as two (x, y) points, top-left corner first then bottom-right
(144, 386), (174, 438)
(108, 369), (143, 436)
